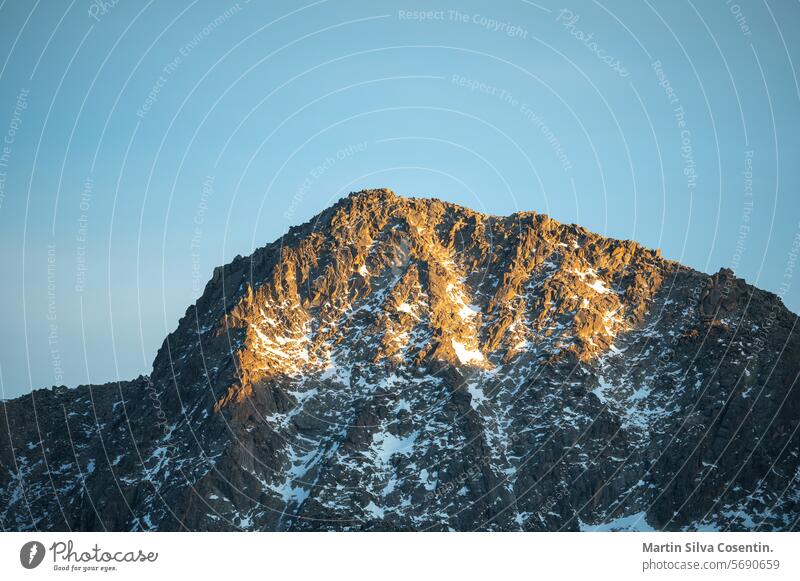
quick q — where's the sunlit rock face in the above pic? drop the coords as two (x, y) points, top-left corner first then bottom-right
(2, 189), (798, 531)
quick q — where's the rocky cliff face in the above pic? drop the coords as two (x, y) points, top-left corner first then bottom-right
(2, 189), (798, 531)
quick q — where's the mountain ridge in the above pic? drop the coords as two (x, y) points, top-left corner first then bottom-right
(2, 189), (798, 531)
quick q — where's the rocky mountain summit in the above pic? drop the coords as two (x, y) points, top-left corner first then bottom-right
(2, 189), (798, 531)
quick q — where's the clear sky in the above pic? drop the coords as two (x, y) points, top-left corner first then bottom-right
(0, 0), (798, 398)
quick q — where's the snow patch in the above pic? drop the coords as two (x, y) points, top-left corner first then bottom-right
(592, 376), (613, 404)
(372, 431), (418, 464)
(466, 381), (487, 409)
(580, 511), (656, 531)
(364, 501), (385, 518)
(451, 339), (485, 365)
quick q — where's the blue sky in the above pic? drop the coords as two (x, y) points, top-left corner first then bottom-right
(0, 0), (798, 397)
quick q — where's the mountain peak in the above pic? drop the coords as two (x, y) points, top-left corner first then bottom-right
(345, 187), (397, 203)
(1, 190), (798, 532)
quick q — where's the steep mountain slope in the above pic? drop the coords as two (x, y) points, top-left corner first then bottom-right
(2, 189), (798, 531)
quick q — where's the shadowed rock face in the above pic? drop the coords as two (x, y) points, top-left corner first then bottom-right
(1, 189), (798, 531)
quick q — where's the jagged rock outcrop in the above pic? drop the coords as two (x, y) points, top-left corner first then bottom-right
(1, 189), (798, 531)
